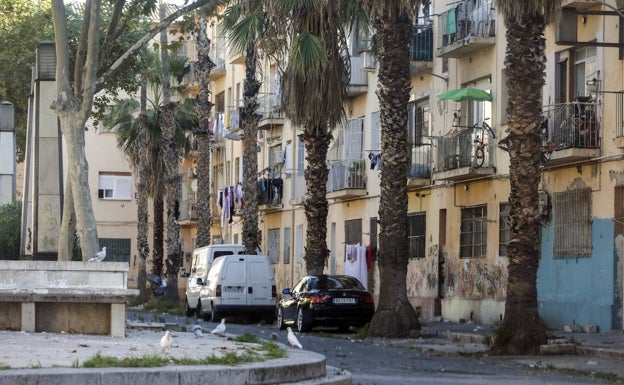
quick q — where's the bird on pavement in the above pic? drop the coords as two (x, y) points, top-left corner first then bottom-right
(160, 330), (172, 353)
(271, 332), (279, 341)
(192, 320), (203, 338)
(88, 247), (106, 262)
(211, 318), (226, 336)
(287, 327), (302, 349)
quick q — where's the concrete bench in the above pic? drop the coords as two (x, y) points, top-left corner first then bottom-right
(0, 261), (139, 337)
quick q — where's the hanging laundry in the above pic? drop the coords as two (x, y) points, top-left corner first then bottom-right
(368, 152), (382, 170)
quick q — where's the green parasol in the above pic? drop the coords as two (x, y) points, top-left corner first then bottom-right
(438, 87), (492, 102)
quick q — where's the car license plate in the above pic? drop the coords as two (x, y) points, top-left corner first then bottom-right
(224, 286), (243, 293)
(333, 298), (356, 304)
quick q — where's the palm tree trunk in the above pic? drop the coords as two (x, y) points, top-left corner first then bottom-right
(151, 193), (164, 281)
(241, 42), (261, 255)
(136, 73), (149, 300)
(303, 129), (331, 275)
(195, 15), (214, 249)
(367, 1), (420, 338)
(494, 15), (548, 355)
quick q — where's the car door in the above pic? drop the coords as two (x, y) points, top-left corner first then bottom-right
(282, 278), (307, 321)
(246, 258), (274, 306)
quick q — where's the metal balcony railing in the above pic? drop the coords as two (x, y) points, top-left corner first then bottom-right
(436, 127), (494, 171)
(409, 144), (432, 179)
(257, 94), (283, 120)
(542, 99), (600, 151)
(327, 159), (366, 192)
(411, 22), (433, 62)
(438, 0), (495, 47)
(178, 199), (197, 221)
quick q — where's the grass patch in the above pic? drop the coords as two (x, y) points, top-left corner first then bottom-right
(353, 324), (369, 339)
(142, 298), (185, 316)
(233, 333), (262, 344)
(80, 341), (285, 368)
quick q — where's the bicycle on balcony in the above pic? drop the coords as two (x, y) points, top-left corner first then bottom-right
(473, 118), (495, 168)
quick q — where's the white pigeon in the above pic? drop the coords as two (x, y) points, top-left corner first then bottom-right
(192, 320), (203, 338)
(287, 327), (302, 349)
(160, 330), (172, 353)
(211, 318), (226, 336)
(88, 247), (106, 262)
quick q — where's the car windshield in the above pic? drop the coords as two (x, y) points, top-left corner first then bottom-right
(311, 276), (364, 291)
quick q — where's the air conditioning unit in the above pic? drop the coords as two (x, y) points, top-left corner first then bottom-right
(273, 150), (285, 165)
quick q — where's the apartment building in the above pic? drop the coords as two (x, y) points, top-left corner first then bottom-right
(173, 0), (624, 332)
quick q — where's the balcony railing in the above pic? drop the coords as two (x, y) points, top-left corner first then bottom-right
(327, 159), (366, 192)
(408, 144), (432, 187)
(290, 174), (306, 206)
(257, 93), (284, 129)
(434, 126), (495, 179)
(411, 22), (433, 62)
(436, 0), (496, 58)
(178, 199), (197, 222)
(541, 99), (600, 164)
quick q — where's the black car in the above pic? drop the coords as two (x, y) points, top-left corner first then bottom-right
(277, 274), (375, 333)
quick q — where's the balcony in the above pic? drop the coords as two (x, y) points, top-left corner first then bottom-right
(410, 22), (433, 69)
(227, 107), (240, 131)
(541, 99), (600, 166)
(408, 144), (432, 189)
(289, 174), (306, 206)
(258, 178), (283, 212)
(347, 56), (368, 97)
(327, 159), (367, 200)
(178, 199), (197, 224)
(436, 0), (496, 58)
(210, 57), (226, 79)
(257, 94), (284, 130)
(433, 127), (496, 182)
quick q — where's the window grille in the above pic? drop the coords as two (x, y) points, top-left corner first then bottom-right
(498, 203), (510, 257)
(408, 212), (426, 259)
(460, 205), (487, 258)
(553, 188), (592, 258)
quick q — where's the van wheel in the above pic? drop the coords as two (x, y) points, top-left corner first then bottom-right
(296, 307), (312, 333)
(196, 300), (206, 321)
(185, 298), (195, 317)
(211, 304), (222, 323)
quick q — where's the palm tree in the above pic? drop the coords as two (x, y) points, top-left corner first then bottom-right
(492, 0), (559, 354)
(364, 0), (421, 338)
(269, 0), (351, 274)
(106, 52), (196, 299)
(220, 0), (265, 254)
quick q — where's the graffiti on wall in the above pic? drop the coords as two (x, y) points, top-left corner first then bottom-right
(444, 258), (507, 299)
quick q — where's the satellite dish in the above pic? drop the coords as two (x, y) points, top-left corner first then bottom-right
(191, 179), (198, 192)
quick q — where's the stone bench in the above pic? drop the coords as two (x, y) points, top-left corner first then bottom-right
(0, 261), (139, 337)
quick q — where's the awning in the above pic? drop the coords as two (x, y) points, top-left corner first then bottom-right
(437, 87), (492, 102)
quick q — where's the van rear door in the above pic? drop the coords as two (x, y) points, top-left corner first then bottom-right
(247, 258), (274, 306)
(220, 257), (246, 307)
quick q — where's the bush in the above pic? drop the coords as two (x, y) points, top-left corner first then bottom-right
(0, 201), (21, 260)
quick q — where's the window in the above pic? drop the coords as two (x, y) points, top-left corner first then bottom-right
(408, 212), (426, 259)
(555, 46), (597, 103)
(98, 172), (131, 200)
(267, 228), (280, 264)
(283, 227), (291, 264)
(460, 205), (487, 258)
(297, 138), (304, 176)
(345, 219), (362, 244)
(553, 188), (592, 258)
(408, 100), (429, 146)
(329, 118), (364, 162)
(499, 203), (510, 257)
(98, 238), (131, 263)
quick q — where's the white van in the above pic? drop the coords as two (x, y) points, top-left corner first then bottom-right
(181, 244), (247, 316)
(197, 254), (277, 323)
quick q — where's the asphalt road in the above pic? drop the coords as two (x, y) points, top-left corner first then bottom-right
(128, 311), (615, 385)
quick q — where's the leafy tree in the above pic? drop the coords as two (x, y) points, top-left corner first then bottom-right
(0, 201), (21, 260)
(364, 0), (421, 338)
(0, 0), (52, 163)
(492, 0), (559, 354)
(51, 0), (213, 260)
